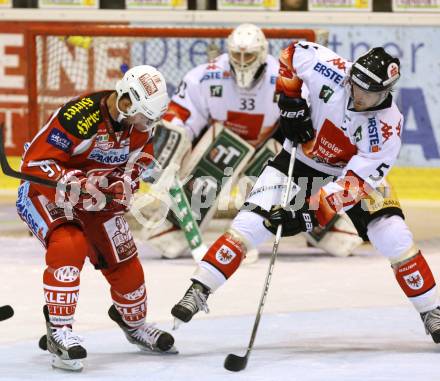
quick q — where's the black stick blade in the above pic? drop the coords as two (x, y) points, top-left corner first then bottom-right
(0, 305), (14, 321)
(224, 353), (248, 372)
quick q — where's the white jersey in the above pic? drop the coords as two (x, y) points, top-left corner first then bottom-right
(278, 42), (403, 189)
(164, 53), (280, 147)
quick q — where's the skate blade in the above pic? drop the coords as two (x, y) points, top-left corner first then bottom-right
(51, 355), (84, 372)
(137, 344), (179, 355)
(172, 318), (184, 330)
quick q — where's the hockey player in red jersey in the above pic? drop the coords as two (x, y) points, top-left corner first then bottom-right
(171, 44), (440, 344)
(16, 65), (177, 371)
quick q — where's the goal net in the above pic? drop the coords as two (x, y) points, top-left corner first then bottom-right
(27, 25), (328, 137)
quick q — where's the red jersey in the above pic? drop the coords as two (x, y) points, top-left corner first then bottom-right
(21, 90), (154, 200)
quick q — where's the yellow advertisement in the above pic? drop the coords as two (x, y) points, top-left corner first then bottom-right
(38, 0), (99, 8)
(126, 0), (187, 9)
(308, 0), (372, 11)
(0, 0), (12, 7)
(392, 0), (440, 12)
(218, 0), (280, 11)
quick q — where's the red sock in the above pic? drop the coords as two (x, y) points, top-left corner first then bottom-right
(202, 233), (246, 280)
(394, 251), (436, 297)
(43, 225), (88, 326)
(102, 257), (147, 328)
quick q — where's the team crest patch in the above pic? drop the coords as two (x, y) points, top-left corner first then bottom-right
(138, 73), (160, 96)
(47, 128), (72, 152)
(319, 85), (334, 103)
(387, 62), (399, 79)
(403, 271), (424, 290)
(210, 85), (223, 97)
(215, 244), (236, 265)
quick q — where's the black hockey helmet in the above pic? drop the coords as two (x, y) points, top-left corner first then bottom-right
(350, 47), (400, 92)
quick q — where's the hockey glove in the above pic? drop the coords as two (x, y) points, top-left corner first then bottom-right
(278, 93), (315, 144)
(57, 168), (140, 213)
(101, 168), (141, 213)
(263, 201), (317, 237)
(57, 169), (89, 210)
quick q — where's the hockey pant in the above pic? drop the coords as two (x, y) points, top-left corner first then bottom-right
(192, 164), (438, 313)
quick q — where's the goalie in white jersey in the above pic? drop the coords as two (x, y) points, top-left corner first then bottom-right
(141, 24), (361, 260)
(171, 42), (440, 344)
(164, 24), (279, 147)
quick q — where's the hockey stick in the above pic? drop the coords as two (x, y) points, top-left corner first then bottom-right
(224, 141), (297, 372)
(0, 123), (60, 188)
(0, 305), (14, 321)
(0, 123), (115, 204)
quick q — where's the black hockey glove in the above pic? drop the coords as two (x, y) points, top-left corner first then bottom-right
(278, 93), (315, 144)
(263, 201), (317, 237)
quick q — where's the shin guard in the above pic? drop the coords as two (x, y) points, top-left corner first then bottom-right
(44, 225), (88, 326)
(102, 257), (147, 328)
(193, 230), (247, 291)
(392, 250), (439, 312)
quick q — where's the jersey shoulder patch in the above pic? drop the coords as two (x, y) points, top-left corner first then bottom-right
(58, 91), (107, 139)
(198, 54), (232, 83)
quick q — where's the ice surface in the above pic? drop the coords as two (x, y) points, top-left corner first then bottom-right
(0, 236), (439, 380)
(1, 307), (439, 381)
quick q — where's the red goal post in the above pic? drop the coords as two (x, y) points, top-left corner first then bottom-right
(26, 25), (328, 139)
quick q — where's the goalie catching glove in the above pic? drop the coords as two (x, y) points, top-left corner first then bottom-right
(278, 93), (315, 144)
(263, 200), (317, 236)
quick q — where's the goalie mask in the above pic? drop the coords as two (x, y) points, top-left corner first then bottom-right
(349, 47), (400, 110)
(227, 24), (268, 90)
(115, 65), (169, 132)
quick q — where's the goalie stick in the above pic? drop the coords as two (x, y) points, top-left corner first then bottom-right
(224, 141), (297, 372)
(0, 305), (14, 321)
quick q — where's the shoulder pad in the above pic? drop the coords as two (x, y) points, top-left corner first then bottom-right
(58, 92), (107, 139)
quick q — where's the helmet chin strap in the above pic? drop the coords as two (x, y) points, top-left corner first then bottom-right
(117, 113), (126, 123)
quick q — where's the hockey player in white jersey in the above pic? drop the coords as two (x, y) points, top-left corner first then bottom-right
(141, 24), (361, 260)
(171, 43), (440, 344)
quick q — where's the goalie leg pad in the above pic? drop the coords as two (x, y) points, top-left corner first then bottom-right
(141, 120), (191, 188)
(304, 213), (363, 257)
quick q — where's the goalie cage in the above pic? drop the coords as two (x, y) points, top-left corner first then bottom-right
(26, 24), (328, 137)
(25, 24), (330, 256)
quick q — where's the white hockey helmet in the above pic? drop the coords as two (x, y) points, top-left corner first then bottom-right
(115, 65), (169, 125)
(227, 24), (268, 89)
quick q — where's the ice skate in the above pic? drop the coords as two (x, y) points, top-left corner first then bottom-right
(108, 305), (178, 354)
(43, 305), (86, 372)
(171, 281), (210, 328)
(421, 306), (440, 343)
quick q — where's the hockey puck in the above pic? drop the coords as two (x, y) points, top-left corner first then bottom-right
(0, 305), (14, 321)
(38, 334), (47, 351)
